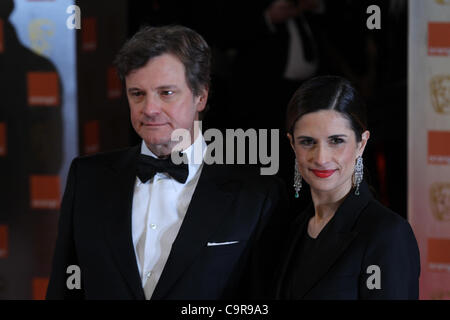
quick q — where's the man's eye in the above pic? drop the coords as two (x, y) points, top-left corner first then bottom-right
(330, 137), (345, 144)
(161, 90), (174, 96)
(131, 91), (144, 97)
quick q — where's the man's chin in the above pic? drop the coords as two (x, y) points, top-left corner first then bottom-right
(142, 136), (175, 153)
(143, 138), (171, 147)
(139, 129), (172, 146)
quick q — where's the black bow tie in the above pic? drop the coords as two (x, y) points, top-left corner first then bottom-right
(136, 153), (189, 184)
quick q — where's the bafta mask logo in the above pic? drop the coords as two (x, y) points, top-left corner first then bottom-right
(430, 75), (450, 114)
(430, 182), (450, 221)
(28, 19), (55, 56)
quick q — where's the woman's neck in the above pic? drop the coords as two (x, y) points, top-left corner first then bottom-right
(307, 180), (352, 238)
(310, 180), (352, 219)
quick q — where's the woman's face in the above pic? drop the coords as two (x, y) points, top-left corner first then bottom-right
(288, 110), (370, 197)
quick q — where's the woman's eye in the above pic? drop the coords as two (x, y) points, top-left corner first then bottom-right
(299, 139), (314, 146)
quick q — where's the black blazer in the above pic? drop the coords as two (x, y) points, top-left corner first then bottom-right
(46, 145), (286, 300)
(253, 181), (420, 300)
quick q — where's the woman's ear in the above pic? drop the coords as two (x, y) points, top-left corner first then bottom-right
(357, 130), (370, 157)
(287, 133), (295, 152)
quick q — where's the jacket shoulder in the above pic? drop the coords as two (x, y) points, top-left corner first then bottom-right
(361, 200), (409, 229)
(71, 145), (139, 169)
(357, 199), (417, 246)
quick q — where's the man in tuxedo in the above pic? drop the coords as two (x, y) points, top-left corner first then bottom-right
(46, 25), (286, 300)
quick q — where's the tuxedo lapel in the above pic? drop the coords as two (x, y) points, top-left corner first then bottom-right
(103, 146), (146, 300)
(151, 164), (238, 299)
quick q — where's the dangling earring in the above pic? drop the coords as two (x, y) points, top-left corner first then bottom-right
(294, 160), (302, 198)
(353, 156), (364, 195)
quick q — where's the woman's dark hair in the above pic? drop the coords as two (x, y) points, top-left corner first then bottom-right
(114, 25), (211, 97)
(286, 75), (368, 142)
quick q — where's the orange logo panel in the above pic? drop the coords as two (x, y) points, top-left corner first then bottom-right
(0, 122), (6, 157)
(82, 17), (97, 52)
(0, 225), (8, 259)
(428, 131), (450, 165)
(107, 67), (122, 99)
(428, 22), (450, 56)
(0, 19), (4, 53)
(32, 277), (49, 300)
(30, 175), (61, 210)
(84, 120), (100, 154)
(27, 72), (60, 107)
(428, 238), (450, 272)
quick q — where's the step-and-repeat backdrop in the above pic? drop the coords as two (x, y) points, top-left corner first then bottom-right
(409, 0), (450, 300)
(0, 0), (77, 299)
(0, 0), (128, 299)
(2, 0), (448, 300)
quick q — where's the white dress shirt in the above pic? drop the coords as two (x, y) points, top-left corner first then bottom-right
(131, 132), (207, 299)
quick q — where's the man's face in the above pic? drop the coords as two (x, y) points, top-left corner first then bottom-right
(125, 53), (207, 155)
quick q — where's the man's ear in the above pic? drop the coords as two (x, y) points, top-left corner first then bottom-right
(357, 130), (370, 157)
(195, 87), (209, 112)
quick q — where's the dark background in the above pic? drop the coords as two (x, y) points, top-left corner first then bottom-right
(127, 0), (408, 217)
(0, 0), (408, 299)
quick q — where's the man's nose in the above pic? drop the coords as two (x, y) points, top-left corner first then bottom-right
(142, 95), (162, 116)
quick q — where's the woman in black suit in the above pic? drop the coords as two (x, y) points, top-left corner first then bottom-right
(254, 75), (420, 299)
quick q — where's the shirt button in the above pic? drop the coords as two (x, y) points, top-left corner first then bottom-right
(150, 224), (157, 230)
(146, 271), (152, 279)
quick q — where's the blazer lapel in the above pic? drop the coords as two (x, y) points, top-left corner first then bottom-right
(103, 146), (146, 300)
(277, 181), (372, 299)
(294, 225), (358, 299)
(151, 163), (238, 299)
(274, 205), (311, 299)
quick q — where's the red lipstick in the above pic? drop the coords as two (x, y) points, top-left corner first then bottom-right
(311, 169), (336, 178)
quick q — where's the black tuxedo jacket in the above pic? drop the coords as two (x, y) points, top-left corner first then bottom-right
(252, 181), (420, 300)
(46, 145), (286, 300)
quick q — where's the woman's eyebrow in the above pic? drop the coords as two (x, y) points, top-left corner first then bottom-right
(295, 135), (314, 140)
